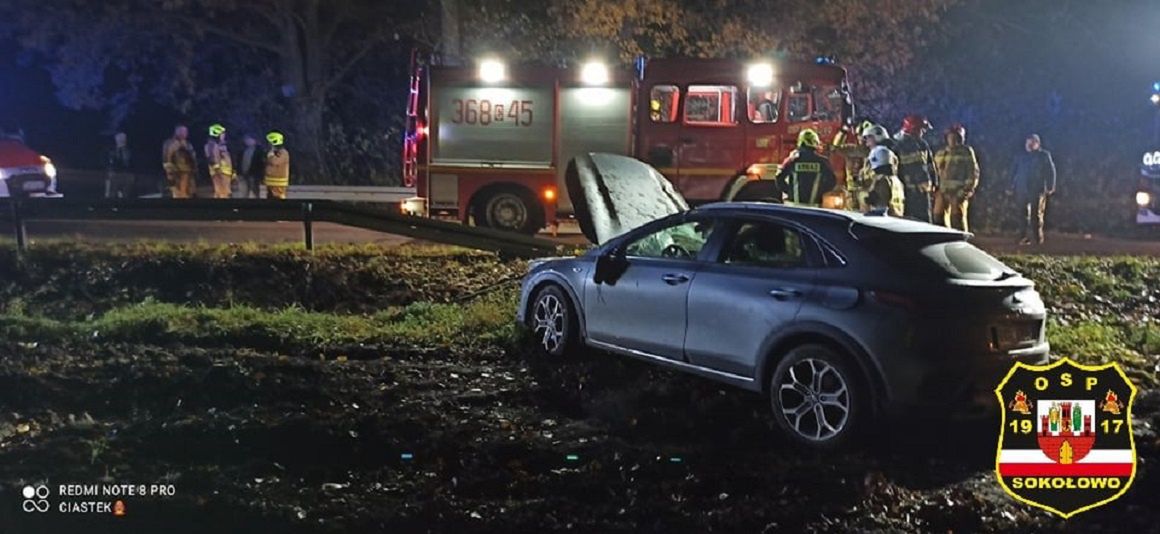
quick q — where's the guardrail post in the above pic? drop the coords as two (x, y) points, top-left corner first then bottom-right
(302, 202), (314, 251)
(11, 201), (27, 253)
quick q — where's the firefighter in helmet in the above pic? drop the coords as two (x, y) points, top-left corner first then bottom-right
(932, 123), (980, 231)
(865, 145), (905, 217)
(775, 129), (837, 207)
(162, 124), (197, 198)
(832, 120), (873, 210)
(204, 123), (235, 199)
(893, 114), (938, 222)
(264, 131), (290, 200)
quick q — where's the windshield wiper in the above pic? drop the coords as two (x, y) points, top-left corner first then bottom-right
(994, 271), (1018, 281)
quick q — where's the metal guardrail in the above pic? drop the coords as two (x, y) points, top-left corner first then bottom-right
(0, 198), (564, 259)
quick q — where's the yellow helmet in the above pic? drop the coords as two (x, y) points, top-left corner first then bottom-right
(266, 131), (284, 146)
(797, 129), (821, 149)
(208, 123), (226, 138)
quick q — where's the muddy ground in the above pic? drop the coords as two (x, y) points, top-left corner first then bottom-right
(0, 337), (1155, 533)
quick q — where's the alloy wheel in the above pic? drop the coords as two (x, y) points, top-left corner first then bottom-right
(532, 291), (566, 354)
(777, 358), (851, 441)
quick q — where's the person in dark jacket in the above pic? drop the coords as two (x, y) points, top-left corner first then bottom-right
(237, 134), (265, 198)
(105, 132), (133, 198)
(1011, 134), (1057, 244)
(775, 129), (837, 206)
(893, 114), (938, 222)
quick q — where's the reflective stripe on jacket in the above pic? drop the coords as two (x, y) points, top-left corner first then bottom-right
(205, 140), (235, 177)
(264, 148), (290, 187)
(934, 145), (979, 192)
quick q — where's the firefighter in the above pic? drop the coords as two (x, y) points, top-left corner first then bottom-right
(865, 145), (905, 217)
(775, 129), (837, 207)
(161, 124), (197, 199)
(893, 114), (938, 222)
(264, 131), (290, 200)
(932, 123), (980, 231)
(204, 123), (235, 199)
(832, 120), (873, 210)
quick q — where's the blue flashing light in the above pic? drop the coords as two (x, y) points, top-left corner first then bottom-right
(400, 452), (413, 460)
(565, 454), (579, 461)
(668, 456), (683, 463)
(815, 55), (836, 65)
(634, 56), (647, 81)
(1153, 81), (1160, 92)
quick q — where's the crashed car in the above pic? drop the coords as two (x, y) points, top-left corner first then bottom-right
(517, 153), (1049, 448)
(0, 135), (60, 198)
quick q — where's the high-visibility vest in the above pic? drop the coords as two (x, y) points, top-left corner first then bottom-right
(264, 148), (290, 187)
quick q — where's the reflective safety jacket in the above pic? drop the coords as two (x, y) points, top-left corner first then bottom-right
(933, 144), (980, 194)
(868, 172), (905, 217)
(775, 146), (837, 206)
(893, 134), (937, 191)
(204, 139), (235, 178)
(162, 138), (197, 173)
(264, 148), (290, 187)
(832, 131), (869, 194)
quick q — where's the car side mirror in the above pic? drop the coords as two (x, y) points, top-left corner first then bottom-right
(593, 248), (628, 285)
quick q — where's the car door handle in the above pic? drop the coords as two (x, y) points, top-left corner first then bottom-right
(662, 273), (690, 285)
(769, 287), (802, 300)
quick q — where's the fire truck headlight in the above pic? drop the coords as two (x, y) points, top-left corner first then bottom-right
(1151, 93), (1160, 105)
(747, 63), (774, 88)
(581, 61), (609, 86)
(43, 161), (58, 179)
(479, 58), (506, 83)
(1137, 191), (1152, 207)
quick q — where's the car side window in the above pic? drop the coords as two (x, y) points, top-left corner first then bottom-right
(721, 221), (807, 268)
(625, 219), (717, 260)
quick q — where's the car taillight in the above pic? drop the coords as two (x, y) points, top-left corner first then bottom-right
(869, 290), (921, 312)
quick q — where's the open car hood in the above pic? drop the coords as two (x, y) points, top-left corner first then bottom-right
(565, 153), (689, 244)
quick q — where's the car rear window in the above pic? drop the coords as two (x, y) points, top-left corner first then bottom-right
(863, 233), (1012, 280)
(918, 241), (1010, 280)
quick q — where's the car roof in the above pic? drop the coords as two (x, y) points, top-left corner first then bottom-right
(693, 202), (969, 236)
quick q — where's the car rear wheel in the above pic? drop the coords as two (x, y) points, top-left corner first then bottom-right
(769, 344), (864, 449)
(528, 285), (578, 357)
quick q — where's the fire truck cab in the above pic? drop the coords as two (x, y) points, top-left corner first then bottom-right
(403, 55), (852, 234)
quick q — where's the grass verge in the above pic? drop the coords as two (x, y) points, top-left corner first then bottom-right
(0, 289), (521, 355)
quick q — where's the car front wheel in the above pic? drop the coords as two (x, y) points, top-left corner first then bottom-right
(528, 285), (578, 357)
(769, 344), (864, 449)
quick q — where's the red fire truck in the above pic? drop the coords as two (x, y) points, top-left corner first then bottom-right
(401, 55), (853, 234)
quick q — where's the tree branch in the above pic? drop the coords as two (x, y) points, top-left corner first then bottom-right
(323, 32), (389, 91)
(181, 16), (283, 55)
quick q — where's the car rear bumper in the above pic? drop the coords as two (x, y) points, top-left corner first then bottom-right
(885, 341), (1050, 418)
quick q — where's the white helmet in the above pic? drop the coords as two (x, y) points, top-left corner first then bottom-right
(861, 124), (889, 143)
(868, 146), (897, 171)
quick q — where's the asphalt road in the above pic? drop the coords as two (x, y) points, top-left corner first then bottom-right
(2, 219), (1159, 256)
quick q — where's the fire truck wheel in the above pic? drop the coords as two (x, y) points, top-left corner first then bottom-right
(474, 187), (543, 235)
(769, 344), (866, 450)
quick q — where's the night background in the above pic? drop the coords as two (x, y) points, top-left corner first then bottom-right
(0, 1), (1157, 532)
(0, 0), (1158, 230)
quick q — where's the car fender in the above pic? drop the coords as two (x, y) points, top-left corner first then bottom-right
(756, 320), (891, 409)
(522, 269), (588, 339)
